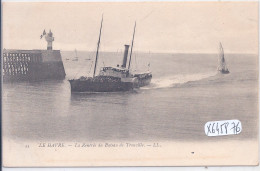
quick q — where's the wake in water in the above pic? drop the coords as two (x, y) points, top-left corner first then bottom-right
(142, 72), (217, 89)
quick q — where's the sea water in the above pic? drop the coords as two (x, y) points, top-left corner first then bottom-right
(2, 52), (258, 142)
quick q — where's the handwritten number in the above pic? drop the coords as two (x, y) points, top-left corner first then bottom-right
(230, 121), (241, 134)
(236, 122), (241, 133)
(216, 123), (220, 135)
(212, 123), (215, 133)
(224, 122), (229, 134)
(205, 120), (242, 136)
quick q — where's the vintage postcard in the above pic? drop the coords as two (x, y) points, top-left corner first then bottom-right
(2, 1), (259, 167)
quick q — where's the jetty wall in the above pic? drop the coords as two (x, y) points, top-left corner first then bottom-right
(2, 49), (66, 82)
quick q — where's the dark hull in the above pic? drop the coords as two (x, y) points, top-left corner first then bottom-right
(69, 76), (134, 92)
(69, 72), (152, 92)
(218, 69), (230, 74)
(135, 77), (152, 87)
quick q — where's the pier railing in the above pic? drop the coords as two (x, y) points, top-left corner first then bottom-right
(2, 52), (42, 76)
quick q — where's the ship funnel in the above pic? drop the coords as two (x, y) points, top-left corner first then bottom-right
(122, 45), (130, 68)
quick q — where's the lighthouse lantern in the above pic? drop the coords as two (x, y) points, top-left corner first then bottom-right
(45, 30), (54, 50)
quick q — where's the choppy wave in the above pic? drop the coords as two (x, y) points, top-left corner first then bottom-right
(142, 72), (217, 89)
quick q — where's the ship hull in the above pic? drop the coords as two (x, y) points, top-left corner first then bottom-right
(218, 69), (230, 74)
(69, 76), (134, 92)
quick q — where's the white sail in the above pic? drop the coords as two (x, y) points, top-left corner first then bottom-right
(75, 49), (78, 58)
(218, 42), (229, 73)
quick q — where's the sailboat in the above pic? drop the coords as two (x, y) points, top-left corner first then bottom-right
(217, 42), (229, 74)
(72, 49), (79, 61)
(68, 17), (152, 92)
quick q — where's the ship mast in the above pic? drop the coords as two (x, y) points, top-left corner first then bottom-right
(93, 14), (104, 77)
(128, 21), (136, 70)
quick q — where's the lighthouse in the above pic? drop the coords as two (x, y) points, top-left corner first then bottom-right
(45, 30), (54, 50)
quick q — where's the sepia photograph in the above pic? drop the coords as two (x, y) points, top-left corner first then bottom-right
(1, 1), (259, 167)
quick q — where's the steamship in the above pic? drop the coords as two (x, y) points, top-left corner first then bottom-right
(68, 17), (152, 92)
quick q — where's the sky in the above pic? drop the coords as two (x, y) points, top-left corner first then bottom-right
(2, 2), (258, 53)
